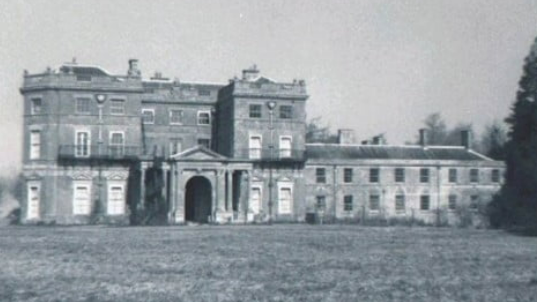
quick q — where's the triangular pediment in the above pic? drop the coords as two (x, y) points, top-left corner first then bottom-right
(171, 146), (227, 161)
(254, 76), (276, 84)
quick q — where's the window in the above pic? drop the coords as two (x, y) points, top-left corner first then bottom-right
(448, 195), (457, 210)
(395, 194), (405, 212)
(107, 184), (125, 215)
(278, 186), (293, 214)
(76, 98), (91, 114)
(395, 168), (405, 183)
(316, 168), (326, 183)
(491, 169), (500, 183)
(198, 139), (210, 149)
(316, 196), (326, 211)
(449, 169), (458, 183)
(142, 109), (155, 124)
(420, 195), (430, 211)
(198, 89), (211, 96)
(344, 195), (353, 211)
(279, 105), (293, 119)
(344, 168), (353, 183)
(76, 74), (91, 81)
(75, 131), (91, 157)
(109, 132), (124, 156)
(169, 139), (182, 156)
(369, 168), (380, 183)
(369, 194), (380, 211)
(169, 109), (183, 125)
(250, 186), (262, 214)
(279, 136), (292, 158)
(73, 184), (91, 215)
(31, 98), (42, 114)
(27, 183), (40, 219)
(197, 111), (211, 125)
(420, 168), (430, 183)
(110, 99), (125, 115)
(30, 130), (41, 160)
(249, 104), (262, 118)
(470, 195), (479, 210)
(249, 136), (262, 159)
(470, 169), (479, 183)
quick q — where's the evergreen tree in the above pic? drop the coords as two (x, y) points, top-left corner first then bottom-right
(490, 37), (537, 228)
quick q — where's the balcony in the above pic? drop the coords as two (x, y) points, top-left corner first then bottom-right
(58, 145), (141, 162)
(234, 148), (305, 162)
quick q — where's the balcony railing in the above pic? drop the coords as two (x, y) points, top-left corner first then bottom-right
(58, 145), (141, 161)
(234, 148), (305, 162)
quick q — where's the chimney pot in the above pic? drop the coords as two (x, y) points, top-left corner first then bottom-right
(242, 64), (260, 81)
(461, 130), (472, 149)
(128, 59), (141, 77)
(419, 128), (427, 147)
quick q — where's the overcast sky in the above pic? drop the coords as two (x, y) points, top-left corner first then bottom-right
(1, 0), (537, 173)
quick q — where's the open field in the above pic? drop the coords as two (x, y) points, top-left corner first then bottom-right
(1, 225), (537, 302)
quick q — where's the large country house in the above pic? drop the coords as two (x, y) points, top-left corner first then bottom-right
(20, 60), (504, 225)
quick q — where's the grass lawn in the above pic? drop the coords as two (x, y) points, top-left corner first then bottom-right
(1, 225), (537, 302)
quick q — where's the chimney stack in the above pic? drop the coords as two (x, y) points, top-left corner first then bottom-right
(242, 64), (260, 81)
(419, 128), (427, 147)
(338, 129), (355, 145)
(461, 130), (472, 149)
(128, 59), (141, 77)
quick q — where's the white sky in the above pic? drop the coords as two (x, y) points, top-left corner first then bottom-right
(1, 0), (537, 173)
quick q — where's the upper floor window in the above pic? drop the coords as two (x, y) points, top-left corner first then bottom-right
(110, 99), (125, 115)
(197, 111), (211, 125)
(249, 104), (262, 118)
(420, 195), (430, 211)
(420, 168), (430, 183)
(279, 136), (292, 158)
(142, 109), (155, 124)
(29, 130), (41, 160)
(198, 138), (210, 149)
(198, 89), (211, 96)
(316, 196), (326, 211)
(395, 194), (405, 212)
(344, 195), (353, 211)
(316, 168), (326, 183)
(169, 139), (183, 156)
(279, 105), (293, 119)
(75, 131), (91, 158)
(76, 98), (91, 114)
(31, 98), (42, 114)
(491, 169), (500, 183)
(249, 135), (262, 159)
(470, 169), (479, 183)
(344, 168), (353, 183)
(395, 168), (405, 183)
(369, 168), (380, 183)
(169, 109), (183, 125)
(109, 132), (125, 156)
(76, 74), (92, 82)
(449, 169), (458, 183)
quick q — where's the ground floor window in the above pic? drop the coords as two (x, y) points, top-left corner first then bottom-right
(420, 195), (430, 211)
(343, 195), (353, 211)
(395, 194), (405, 212)
(278, 185), (293, 214)
(369, 194), (380, 211)
(27, 182), (40, 219)
(448, 195), (457, 210)
(250, 185), (262, 214)
(107, 184), (125, 215)
(73, 183), (91, 215)
(316, 196), (326, 211)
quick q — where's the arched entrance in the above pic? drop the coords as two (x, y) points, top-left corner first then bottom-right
(185, 176), (212, 223)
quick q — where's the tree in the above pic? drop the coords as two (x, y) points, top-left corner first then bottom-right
(480, 120), (507, 160)
(306, 117), (338, 143)
(421, 112), (448, 145)
(489, 37), (537, 228)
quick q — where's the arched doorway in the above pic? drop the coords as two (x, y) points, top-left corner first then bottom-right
(185, 176), (212, 223)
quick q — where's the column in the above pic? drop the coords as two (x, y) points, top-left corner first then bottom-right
(139, 165), (146, 211)
(226, 170), (232, 212)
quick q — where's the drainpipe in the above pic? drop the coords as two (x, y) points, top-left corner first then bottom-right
(333, 165), (337, 222)
(436, 165), (441, 226)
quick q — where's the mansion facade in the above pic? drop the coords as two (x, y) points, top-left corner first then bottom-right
(20, 60), (504, 225)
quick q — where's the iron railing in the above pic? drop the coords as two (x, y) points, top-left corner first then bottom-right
(58, 145), (141, 161)
(233, 148), (305, 162)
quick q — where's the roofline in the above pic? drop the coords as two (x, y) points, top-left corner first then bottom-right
(59, 63), (114, 76)
(305, 143), (468, 149)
